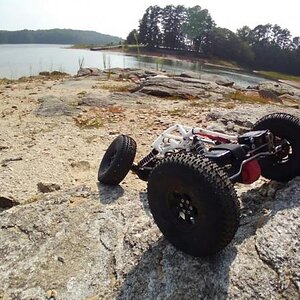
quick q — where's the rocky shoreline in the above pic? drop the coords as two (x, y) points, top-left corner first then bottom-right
(0, 68), (299, 299)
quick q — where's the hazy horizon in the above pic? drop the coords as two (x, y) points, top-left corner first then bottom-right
(0, 0), (300, 39)
(0, 28), (123, 39)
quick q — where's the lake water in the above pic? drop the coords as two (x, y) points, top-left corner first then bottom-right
(0, 44), (269, 87)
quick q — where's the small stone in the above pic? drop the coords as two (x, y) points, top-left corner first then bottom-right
(70, 161), (90, 171)
(39, 71), (50, 76)
(37, 182), (61, 193)
(0, 196), (19, 208)
(206, 124), (226, 133)
(226, 121), (235, 131)
(46, 290), (57, 300)
(259, 89), (282, 102)
(57, 256), (65, 263)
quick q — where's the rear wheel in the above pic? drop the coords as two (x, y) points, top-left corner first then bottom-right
(252, 113), (300, 182)
(98, 135), (136, 185)
(147, 153), (240, 257)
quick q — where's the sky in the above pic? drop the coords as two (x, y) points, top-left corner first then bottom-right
(0, 0), (299, 39)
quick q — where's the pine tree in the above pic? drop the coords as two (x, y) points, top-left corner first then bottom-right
(161, 5), (186, 50)
(138, 6), (162, 48)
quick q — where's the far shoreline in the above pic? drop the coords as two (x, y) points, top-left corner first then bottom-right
(103, 48), (300, 87)
(88, 46), (243, 71)
(76, 44), (300, 84)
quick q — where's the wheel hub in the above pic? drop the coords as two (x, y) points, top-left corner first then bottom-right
(276, 139), (291, 161)
(169, 192), (197, 225)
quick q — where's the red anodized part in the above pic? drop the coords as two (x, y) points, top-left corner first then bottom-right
(241, 159), (261, 184)
(197, 133), (231, 144)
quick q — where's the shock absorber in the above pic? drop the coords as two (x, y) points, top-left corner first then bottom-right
(138, 149), (158, 167)
(193, 136), (205, 154)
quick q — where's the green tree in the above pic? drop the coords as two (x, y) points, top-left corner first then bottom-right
(236, 26), (252, 42)
(138, 5), (162, 48)
(271, 24), (292, 49)
(206, 27), (254, 65)
(133, 5), (300, 75)
(0, 29), (122, 44)
(250, 24), (273, 45)
(126, 29), (139, 44)
(246, 24), (294, 72)
(182, 5), (215, 53)
(161, 5), (186, 50)
(287, 46), (300, 74)
(291, 37), (300, 50)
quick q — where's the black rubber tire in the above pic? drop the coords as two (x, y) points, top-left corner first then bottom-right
(252, 113), (300, 182)
(147, 152), (240, 257)
(98, 135), (136, 185)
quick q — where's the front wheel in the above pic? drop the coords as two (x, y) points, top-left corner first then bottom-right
(98, 135), (136, 185)
(147, 153), (240, 257)
(252, 113), (300, 182)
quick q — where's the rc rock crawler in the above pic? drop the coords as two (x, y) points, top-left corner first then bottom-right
(98, 113), (300, 257)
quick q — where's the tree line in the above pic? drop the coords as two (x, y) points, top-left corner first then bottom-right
(0, 29), (122, 45)
(126, 5), (300, 75)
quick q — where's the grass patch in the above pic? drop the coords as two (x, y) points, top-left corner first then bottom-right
(207, 59), (240, 69)
(222, 102), (236, 109)
(227, 91), (270, 104)
(122, 44), (147, 53)
(155, 57), (165, 71)
(168, 108), (187, 116)
(74, 106), (125, 129)
(15, 71), (69, 83)
(23, 195), (44, 205)
(256, 71), (300, 83)
(189, 100), (203, 107)
(0, 78), (13, 84)
(99, 82), (135, 93)
(74, 114), (104, 129)
(77, 91), (87, 98)
(69, 44), (98, 49)
(188, 99), (215, 108)
(49, 71), (68, 76)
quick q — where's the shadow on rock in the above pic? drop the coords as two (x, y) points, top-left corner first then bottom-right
(117, 178), (300, 298)
(97, 182), (124, 204)
(117, 237), (237, 299)
(138, 191), (151, 217)
(0, 196), (20, 213)
(117, 189), (240, 298)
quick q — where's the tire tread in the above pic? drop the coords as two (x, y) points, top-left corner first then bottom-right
(148, 152), (240, 256)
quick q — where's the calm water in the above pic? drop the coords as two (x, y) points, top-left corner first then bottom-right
(0, 44), (268, 87)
